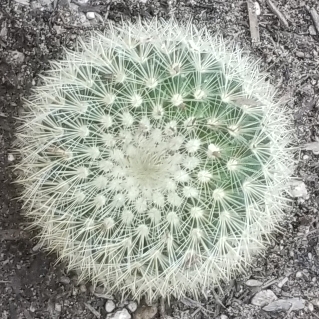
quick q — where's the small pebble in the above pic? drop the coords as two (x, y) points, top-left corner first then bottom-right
(53, 25), (63, 35)
(59, 0), (70, 8)
(55, 303), (62, 313)
(86, 12), (95, 20)
(251, 290), (277, 307)
(78, 12), (89, 25)
(70, 3), (80, 12)
(296, 51), (305, 58)
(39, 0), (53, 6)
(309, 25), (317, 35)
(29, 305), (36, 312)
(7, 153), (15, 162)
(133, 306), (157, 319)
(308, 302), (314, 312)
(254, 1), (261, 15)
(107, 308), (131, 319)
(117, 301), (129, 308)
(105, 300), (116, 313)
(59, 276), (71, 284)
(0, 23), (8, 40)
(79, 284), (87, 293)
(277, 277), (288, 288)
(127, 301), (138, 313)
(296, 271), (303, 278)
(32, 242), (42, 252)
(311, 299), (319, 308)
(290, 181), (308, 199)
(220, 315), (229, 319)
(72, 287), (78, 296)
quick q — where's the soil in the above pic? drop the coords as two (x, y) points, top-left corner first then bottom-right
(1, 0), (319, 318)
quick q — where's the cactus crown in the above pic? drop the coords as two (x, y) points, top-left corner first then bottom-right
(15, 18), (294, 301)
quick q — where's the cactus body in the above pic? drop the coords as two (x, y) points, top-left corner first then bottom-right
(15, 19), (294, 301)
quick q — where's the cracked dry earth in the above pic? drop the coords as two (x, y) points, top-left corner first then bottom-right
(1, 0), (319, 318)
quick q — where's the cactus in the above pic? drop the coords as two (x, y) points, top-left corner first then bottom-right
(15, 18), (294, 301)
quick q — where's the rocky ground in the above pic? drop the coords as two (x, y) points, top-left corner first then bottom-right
(1, 0), (319, 318)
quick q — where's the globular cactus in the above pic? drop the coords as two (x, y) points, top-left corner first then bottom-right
(15, 18), (294, 301)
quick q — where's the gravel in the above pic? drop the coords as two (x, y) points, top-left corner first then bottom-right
(1, 0), (319, 318)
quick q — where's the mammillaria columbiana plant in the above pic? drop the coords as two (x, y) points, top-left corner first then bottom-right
(15, 19), (294, 301)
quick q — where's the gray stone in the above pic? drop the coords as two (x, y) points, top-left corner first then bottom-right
(30, 1), (42, 9)
(78, 13), (90, 27)
(53, 25), (64, 35)
(105, 300), (116, 313)
(262, 298), (305, 312)
(310, 299), (319, 308)
(7, 50), (25, 65)
(13, 0), (30, 5)
(54, 304), (62, 313)
(296, 51), (305, 58)
(86, 12), (95, 20)
(39, 0), (53, 6)
(58, 0), (70, 8)
(309, 25), (317, 35)
(251, 290), (277, 307)
(127, 301), (137, 313)
(59, 276), (70, 284)
(107, 309), (131, 319)
(70, 3), (79, 12)
(277, 277), (288, 288)
(79, 284), (87, 293)
(133, 306), (157, 319)
(7, 154), (15, 162)
(308, 302), (314, 312)
(0, 22), (8, 41)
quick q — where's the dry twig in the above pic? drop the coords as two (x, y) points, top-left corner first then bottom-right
(247, 0), (260, 44)
(307, 6), (319, 34)
(265, 0), (289, 28)
(84, 303), (101, 319)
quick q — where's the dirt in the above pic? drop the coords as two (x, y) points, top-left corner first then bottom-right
(0, 0), (319, 318)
